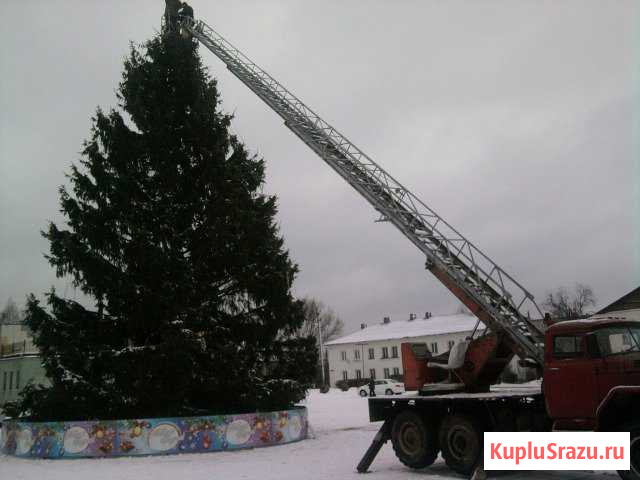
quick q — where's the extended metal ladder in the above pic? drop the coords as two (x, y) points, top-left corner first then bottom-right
(180, 17), (545, 365)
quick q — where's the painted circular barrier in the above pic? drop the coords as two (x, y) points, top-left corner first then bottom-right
(0, 406), (308, 458)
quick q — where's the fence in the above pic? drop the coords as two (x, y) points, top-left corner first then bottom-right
(1, 407), (309, 458)
(0, 340), (38, 358)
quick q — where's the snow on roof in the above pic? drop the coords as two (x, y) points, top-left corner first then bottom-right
(325, 313), (479, 346)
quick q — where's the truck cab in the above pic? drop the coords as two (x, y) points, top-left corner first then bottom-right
(543, 317), (640, 430)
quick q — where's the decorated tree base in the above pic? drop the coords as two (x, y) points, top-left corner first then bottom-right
(0, 407), (307, 458)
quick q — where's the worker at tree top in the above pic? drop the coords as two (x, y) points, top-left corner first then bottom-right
(178, 1), (194, 20)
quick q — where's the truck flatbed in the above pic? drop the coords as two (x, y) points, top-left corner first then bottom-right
(367, 382), (542, 422)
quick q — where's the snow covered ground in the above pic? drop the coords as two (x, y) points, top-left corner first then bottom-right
(0, 389), (619, 480)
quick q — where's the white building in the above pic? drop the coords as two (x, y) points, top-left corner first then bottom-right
(596, 286), (640, 321)
(325, 313), (479, 386)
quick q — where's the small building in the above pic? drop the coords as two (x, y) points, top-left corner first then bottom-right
(325, 313), (479, 387)
(597, 286), (640, 321)
(0, 355), (47, 406)
(0, 318), (49, 409)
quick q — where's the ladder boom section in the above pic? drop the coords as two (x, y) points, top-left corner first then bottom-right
(182, 18), (545, 365)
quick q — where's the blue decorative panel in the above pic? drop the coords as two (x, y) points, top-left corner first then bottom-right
(0, 407), (307, 458)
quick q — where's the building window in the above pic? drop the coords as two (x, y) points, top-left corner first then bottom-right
(16, 371), (20, 390)
(9, 371), (13, 390)
(369, 368), (376, 379)
(448, 340), (455, 350)
(393, 367), (400, 376)
(368, 348), (375, 360)
(381, 347), (389, 359)
(383, 368), (390, 378)
(341, 351), (347, 361)
(356, 369), (362, 380)
(391, 346), (398, 358)
(354, 349), (360, 360)
(430, 342), (438, 354)
(342, 371), (348, 381)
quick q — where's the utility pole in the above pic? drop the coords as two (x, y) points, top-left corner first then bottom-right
(317, 316), (326, 387)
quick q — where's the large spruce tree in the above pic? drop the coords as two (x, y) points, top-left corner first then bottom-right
(8, 31), (317, 421)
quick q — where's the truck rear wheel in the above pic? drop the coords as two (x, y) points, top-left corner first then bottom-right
(391, 410), (438, 469)
(439, 414), (482, 476)
(618, 429), (640, 480)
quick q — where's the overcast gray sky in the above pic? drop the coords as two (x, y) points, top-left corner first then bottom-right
(1, 1), (638, 334)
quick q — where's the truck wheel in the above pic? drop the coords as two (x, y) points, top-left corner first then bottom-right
(618, 429), (640, 480)
(391, 410), (438, 469)
(439, 414), (482, 476)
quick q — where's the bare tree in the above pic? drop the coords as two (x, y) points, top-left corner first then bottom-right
(292, 298), (344, 390)
(0, 298), (23, 325)
(544, 283), (596, 321)
(296, 297), (344, 344)
(573, 284), (596, 316)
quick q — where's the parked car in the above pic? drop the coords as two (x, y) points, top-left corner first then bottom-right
(358, 379), (405, 397)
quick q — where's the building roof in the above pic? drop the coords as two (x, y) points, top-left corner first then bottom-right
(325, 313), (480, 346)
(598, 286), (640, 315)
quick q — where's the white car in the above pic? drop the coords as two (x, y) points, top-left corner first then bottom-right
(358, 379), (405, 397)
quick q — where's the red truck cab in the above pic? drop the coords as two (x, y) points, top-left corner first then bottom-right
(543, 317), (640, 431)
